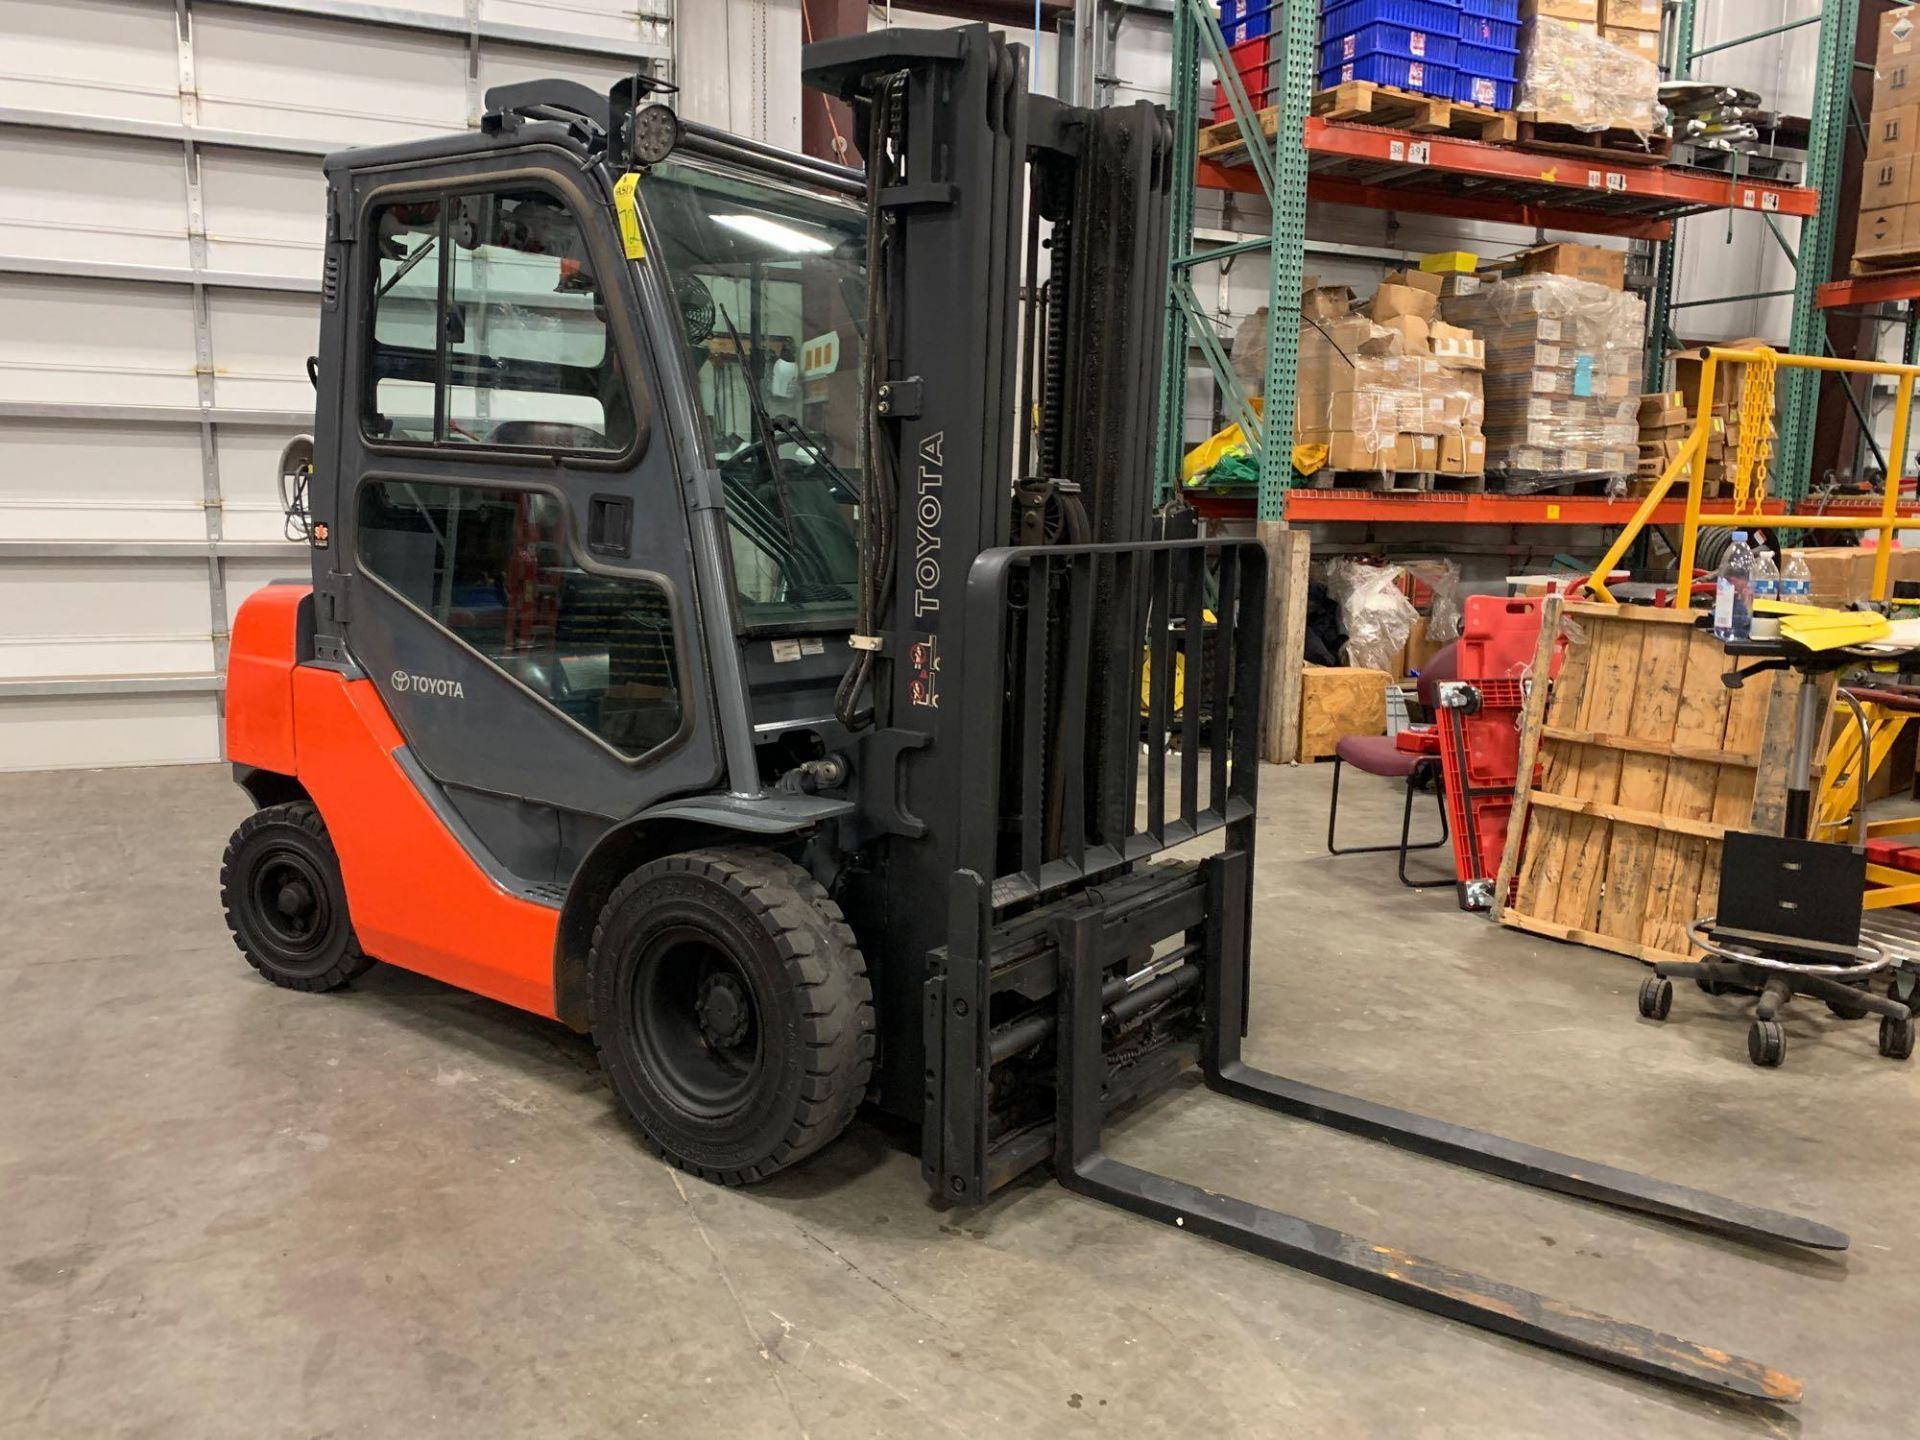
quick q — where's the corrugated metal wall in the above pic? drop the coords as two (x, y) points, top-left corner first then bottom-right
(0, 0), (675, 770)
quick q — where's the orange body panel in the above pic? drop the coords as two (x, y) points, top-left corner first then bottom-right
(225, 583), (308, 776)
(289, 667), (562, 1016)
(227, 585), (561, 1018)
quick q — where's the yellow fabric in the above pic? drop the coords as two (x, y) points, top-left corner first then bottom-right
(1141, 611), (1218, 715)
(1181, 397), (1264, 482)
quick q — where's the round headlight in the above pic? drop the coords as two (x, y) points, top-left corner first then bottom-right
(628, 103), (682, 167)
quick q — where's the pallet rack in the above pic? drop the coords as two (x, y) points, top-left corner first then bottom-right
(1157, 0), (1845, 525)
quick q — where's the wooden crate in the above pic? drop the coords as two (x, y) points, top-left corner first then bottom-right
(1199, 86), (1514, 166)
(1299, 665), (1389, 762)
(1494, 603), (1806, 965)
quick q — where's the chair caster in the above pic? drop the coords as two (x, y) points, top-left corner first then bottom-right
(1747, 1019), (1785, 1068)
(1637, 976), (1673, 1021)
(1879, 1013), (1915, 1061)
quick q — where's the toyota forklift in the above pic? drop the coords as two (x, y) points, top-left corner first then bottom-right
(221, 24), (1836, 1403)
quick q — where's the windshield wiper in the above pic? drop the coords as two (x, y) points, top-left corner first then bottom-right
(717, 304), (800, 546)
(769, 415), (858, 502)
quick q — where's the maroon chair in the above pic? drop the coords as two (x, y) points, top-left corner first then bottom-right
(1324, 641), (1458, 888)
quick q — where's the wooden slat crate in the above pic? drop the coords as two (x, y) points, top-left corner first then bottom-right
(1494, 602), (1806, 966)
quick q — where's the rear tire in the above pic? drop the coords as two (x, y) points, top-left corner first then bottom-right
(220, 802), (372, 992)
(590, 847), (875, 1185)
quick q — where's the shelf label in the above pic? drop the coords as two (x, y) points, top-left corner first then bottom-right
(1607, 172), (1627, 192)
(1586, 169), (1628, 192)
(1409, 141), (1430, 164)
(1741, 187), (1758, 208)
(1761, 190), (1780, 212)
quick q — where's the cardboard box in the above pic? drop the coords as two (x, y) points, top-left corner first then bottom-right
(1438, 429), (1487, 475)
(1637, 390), (1685, 420)
(1375, 312), (1432, 353)
(1597, 0), (1659, 30)
(1786, 547), (1879, 606)
(1504, 242), (1627, 289)
(1877, 8), (1918, 114)
(1392, 434), (1440, 472)
(1869, 104), (1917, 164)
(1371, 281), (1440, 322)
(1521, 0), (1599, 19)
(1420, 250), (1478, 275)
(1300, 431), (1390, 472)
(1384, 268), (1445, 297)
(1300, 666), (1390, 759)
(1599, 24), (1660, 64)
(1430, 320), (1485, 370)
(1859, 202), (1914, 259)
(1302, 284), (1355, 322)
(1863, 155), (1916, 214)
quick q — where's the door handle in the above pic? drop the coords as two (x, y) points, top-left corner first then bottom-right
(588, 494), (632, 557)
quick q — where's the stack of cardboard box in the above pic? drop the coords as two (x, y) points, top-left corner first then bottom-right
(1294, 274), (1488, 480)
(1517, 0), (1659, 135)
(1784, 547), (1920, 607)
(1860, 9), (1920, 266)
(1666, 343), (1776, 498)
(1634, 389), (1690, 489)
(1439, 244), (1644, 490)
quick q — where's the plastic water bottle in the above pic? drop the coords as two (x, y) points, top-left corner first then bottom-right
(1752, 545), (1779, 604)
(1713, 531), (1755, 641)
(1781, 549), (1812, 604)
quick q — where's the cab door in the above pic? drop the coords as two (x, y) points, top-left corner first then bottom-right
(328, 153), (721, 883)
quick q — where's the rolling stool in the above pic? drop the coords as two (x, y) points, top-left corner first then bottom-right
(1637, 832), (1911, 1065)
(1634, 627), (1918, 1066)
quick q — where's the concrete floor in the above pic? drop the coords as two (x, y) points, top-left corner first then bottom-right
(2, 761), (1916, 1438)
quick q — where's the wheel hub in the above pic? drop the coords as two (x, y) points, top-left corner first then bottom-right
(697, 972), (751, 1049)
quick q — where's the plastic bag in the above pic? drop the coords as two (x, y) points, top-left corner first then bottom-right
(1520, 18), (1659, 135)
(1404, 559), (1462, 644)
(1329, 559), (1420, 674)
(1232, 309), (1269, 395)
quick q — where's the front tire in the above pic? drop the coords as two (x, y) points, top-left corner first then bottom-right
(590, 847), (875, 1185)
(220, 802), (373, 992)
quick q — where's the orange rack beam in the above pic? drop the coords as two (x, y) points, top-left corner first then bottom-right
(1178, 490), (1920, 527)
(1197, 118), (1818, 241)
(1818, 269), (1920, 310)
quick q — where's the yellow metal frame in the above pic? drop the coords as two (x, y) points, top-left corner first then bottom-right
(1587, 346), (1920, 606)
(1816, 700), (1920, 908)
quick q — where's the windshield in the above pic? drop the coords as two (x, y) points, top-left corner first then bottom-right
(642, 159), (866, 630)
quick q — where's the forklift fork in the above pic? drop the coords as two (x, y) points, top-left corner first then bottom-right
(1050, 850), (1823, 1405)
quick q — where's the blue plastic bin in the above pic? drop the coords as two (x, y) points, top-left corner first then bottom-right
(1320, 22), (1459, 70)
(1318, 56), (1455, 96)
(1453, 71), (1514, 108)
(1455, 39), (1518, 80)
(1458, 13), (1519, 47)
(1458, 0), (1519, 18)
(1322, 0), (1461, 35)
(1221, 0), (1277, 43)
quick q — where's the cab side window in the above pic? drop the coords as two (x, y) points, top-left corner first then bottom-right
(358, 481), (683, 757)
(366, 188), (646, 453)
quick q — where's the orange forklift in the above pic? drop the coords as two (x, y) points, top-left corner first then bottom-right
(220, 25), (1837, 1402)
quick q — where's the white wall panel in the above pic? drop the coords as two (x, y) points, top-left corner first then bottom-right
(0, 130), (190, 269)
(206, 288), (319, 410)
(192, 6), (470, 143)
(0, 275), (198, 408)
(0, 560), (216, 679)
(0, 420), (207, 543)
(0, 0), (181, 124)
(0, 694), (220, 771)
(199, 147), (327, 280)
(216, 428), (302, 543)
(486, 0), (670, 49)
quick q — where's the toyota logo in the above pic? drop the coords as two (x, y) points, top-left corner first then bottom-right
(390, 670), (411, 692)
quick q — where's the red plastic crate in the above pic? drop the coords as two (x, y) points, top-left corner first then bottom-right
(1439, 597), (1565, 909)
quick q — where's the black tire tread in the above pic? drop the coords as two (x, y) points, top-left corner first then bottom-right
(590, 846), (875, 1186)
(219, 801), (372, 992)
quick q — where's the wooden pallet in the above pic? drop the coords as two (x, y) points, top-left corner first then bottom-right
(1852, 252), (1920, 275)
(1199, 84), (1514, 164)
(1513, 116), (1673, 166)
(1492, 602), (1809, 967)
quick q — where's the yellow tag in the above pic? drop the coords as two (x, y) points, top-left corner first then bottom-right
(612, 172), (646, 260)
(1546, 503), (1562, 520)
